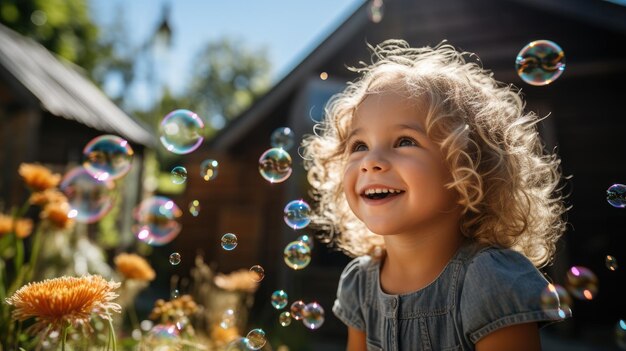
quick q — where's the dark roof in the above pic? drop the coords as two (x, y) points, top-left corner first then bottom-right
(0, 23), (156, 147)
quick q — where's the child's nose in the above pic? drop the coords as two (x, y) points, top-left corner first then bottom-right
(360, 152), (390, 173)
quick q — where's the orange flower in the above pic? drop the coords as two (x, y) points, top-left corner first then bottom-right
(5, 275), (121, 335)
(18, 163), (61, 192)
(40, 201), (74, 229)
(114, 253), (156, 281)
(0, 213), (33, 238)
(214, 269), (260, 293)
(29, 189), (67, 206)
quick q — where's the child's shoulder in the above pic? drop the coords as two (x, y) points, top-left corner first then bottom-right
(462, 244), (541, 281)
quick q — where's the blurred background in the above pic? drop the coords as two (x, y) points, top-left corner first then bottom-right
(1, 0), (625, 350)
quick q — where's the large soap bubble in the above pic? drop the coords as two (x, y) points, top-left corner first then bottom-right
(134, 196), (182, 246)
(60, 167), (115, 223)
(159, 109), (205, 154)
(82, 135), (133, 181)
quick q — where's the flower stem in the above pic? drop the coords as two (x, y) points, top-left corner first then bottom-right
(106, 317), (117, 351)
(61, 323), (69, 351)
(25, 224), (44, 282)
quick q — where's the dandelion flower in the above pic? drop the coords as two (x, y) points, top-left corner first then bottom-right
(18, 163), (61, 192)
(114, 253), (156, 281)
(0, 213), (33, 238)
(5, 275), (121, 335)
(40, 201), (74, 229)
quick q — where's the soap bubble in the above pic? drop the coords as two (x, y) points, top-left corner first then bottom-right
(170, 166), (187, 184)
(290, 300), (306, 320)
(159, 109), (205, 154)
(200, 159), (219, 181)
(271, 290), (288, 309)
(170, 289), (180, 299)
(221, 233), (238, 250)
(188, 200), (200, 217)
(271, 127), (295, 150)
(169, 252), (181, 265)
(607, 184), (626, 208)
(225, 338), (249, 351)
(368, 0), (384, 23)
(284, 199), (311, 230)
(540, 283), (572, 319)
(565, 266), (598, 300)
(250, 265), (265, 282)
(60, 167), (115, 224)
(284, 240), (311, 270)
(220, 309), (236, 329)
(298, 234), (314, 249)
(515, 40), (565, 86)
(245, 329), (267, 350)
(606, 255), (618, 271)
(82, 135), (133, 181)
(145, 324), (180, 348)
(279, 311), (292, 327)
(259, 148), (292, 183)
(302, 302), (325, 330)
(134, 196), (182, 246)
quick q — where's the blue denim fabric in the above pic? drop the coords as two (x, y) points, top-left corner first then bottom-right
(332, 240), (567, 351)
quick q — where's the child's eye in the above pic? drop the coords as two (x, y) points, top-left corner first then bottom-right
(349, 140), (368, 153)
(396, 137), (418, 147)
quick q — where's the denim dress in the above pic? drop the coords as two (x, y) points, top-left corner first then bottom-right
(332, 241), (567, 351)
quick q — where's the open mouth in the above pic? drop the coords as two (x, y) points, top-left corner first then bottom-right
(361, 188), (405, 200)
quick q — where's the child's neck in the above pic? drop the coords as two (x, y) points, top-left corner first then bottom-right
(379, 227), (464, 295)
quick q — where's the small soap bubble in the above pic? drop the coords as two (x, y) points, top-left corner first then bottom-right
(159, 109), (205, 154)
(616, 319), (626, 349)
(225, 337), (249, 351)
(133, 196), (182, 246)
(319, 72), (328, 80)
(279, 311), (292, 327)
(271, 127), (295, 150)
(540, 283), (572, 319)
(566, 266), (598, 300)
(200, 159), (219, 181)
(170, 289), (180, 299)
(250, 265), (265, 282)
(284, 199), (312, 230)
(170, 166), (187, 184)
(221, 233), (238, 250)
(60, 167), (115, 224)
(284, 240), (312, 270)
(290, 300), (306, 320)
(606, 255), (619, 271)
(169, 252), (181, 265)
(220, 309), (236, 329)
(189, 200), (200, 217)
(82, 135), (133, 181)
(607, 184), (626, 208)
(302, 302), (325, 330)
(271, 290), (289, 309)
(145, 324), (180, 348)
(368, 0), (384, 23)
(259, 147), (292, 183)
(515, 40), (565, 86)
(245, 328), (266, 350)
(298, 234), (314, 249)
(140, 320), (154, 332)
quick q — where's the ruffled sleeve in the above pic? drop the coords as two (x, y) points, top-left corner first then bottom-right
(332, 256), (368, 331)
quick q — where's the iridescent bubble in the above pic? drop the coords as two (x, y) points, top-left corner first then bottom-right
(258, 147), (292, 183)
(284, 199), (311, 230)
(616, 319), (626, 350)
(250, 265), (265, 282)
(220, 309), (236, 329)
(302, 302), (325, 330)
(367, 0), (384, 23)
(82, 135), (133, 181)
(145, 324), (180, 348)
(159, 109), (205, 154)
(245, 328), (266, 350)
(170, 166), (187, 184)
(606, 255), (619, 271)
(200, 159), (219, 181)
(540, 283), (572, 319)
(290, 300), (306, 320)
(169, 252), (181, 265)
(221, 233), (238, 250)
(133, 196), (182, 246)
(607, 184), (626, 208)
(60, 167), (115, 224)
(271, 290), (288, 309)
(515, 40), (565, 86)
(225, 338), (249, 351)
(298, 234), (314, 249)
(279, 311), (292, 327)
(170, 289), (180, 299)
(189, 200), (200, 217)
(270, 127), (295, 150)
(565, 266), (598, 300)
(284, 240), (311, 270)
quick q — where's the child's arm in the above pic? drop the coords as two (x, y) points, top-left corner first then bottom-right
(346, 326), (367, 351)
(475, 322), (541, 351)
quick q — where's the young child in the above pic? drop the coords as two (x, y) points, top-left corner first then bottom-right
(301, 40), (569, 351)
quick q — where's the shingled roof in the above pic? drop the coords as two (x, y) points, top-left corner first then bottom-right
(0, 23), (156, 147)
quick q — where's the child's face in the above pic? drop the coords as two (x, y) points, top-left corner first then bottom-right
(342, 93), (459, 236)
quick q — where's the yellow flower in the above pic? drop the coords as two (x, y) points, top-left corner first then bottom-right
(40, 201), (74, 229)
(5, 275), (121, 335)
(114, 253), (156, 281)
(0, 213), (33, 238)
(29, 189), (67, 206)
(214, 269), (260, 293)
(18, 163), (61, 192)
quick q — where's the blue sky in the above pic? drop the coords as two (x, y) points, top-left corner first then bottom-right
(89, 0), (364, 110)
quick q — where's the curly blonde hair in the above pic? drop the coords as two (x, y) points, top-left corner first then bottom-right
(301, 39), (567, 268)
